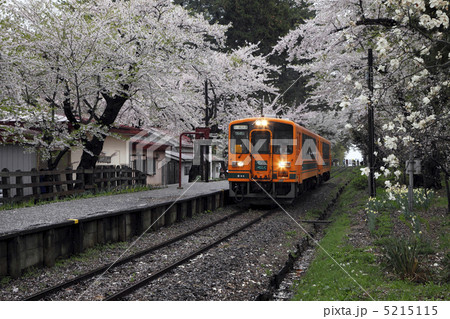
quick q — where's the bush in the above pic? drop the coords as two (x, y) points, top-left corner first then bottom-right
(364, 186), (435, 239)
(375, 174), (396, 189)
(365, 196), (394, 236)
(351, 173), (368, 190)
(381, 237), (427, 282)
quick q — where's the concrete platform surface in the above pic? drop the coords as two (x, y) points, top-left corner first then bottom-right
(0, 180), (228, 236)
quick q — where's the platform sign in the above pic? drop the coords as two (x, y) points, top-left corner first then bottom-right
(406, 160), (422, 174)
(195, 127), (210, 139)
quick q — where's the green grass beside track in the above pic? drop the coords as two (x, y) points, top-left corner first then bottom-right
(292, 169), (449, 301)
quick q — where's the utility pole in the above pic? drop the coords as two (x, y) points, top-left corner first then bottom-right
(203, 79), (209, 182)
(204, 79), (209, 126)
(367, 49), (376, 198)
(261, 96), (264, 117)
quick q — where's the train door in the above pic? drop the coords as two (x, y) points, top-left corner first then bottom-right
(250, 130), (272, 181)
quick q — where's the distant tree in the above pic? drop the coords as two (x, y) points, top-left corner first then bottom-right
(332, 142), (348, 166)
(174, 0), (312, 108)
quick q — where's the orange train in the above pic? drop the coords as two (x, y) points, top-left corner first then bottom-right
(228, 117), (331, 201)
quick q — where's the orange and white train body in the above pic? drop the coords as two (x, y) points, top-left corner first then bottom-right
(228, 117), (331, 200)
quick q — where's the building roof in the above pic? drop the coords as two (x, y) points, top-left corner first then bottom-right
(126, 126), (194, 150)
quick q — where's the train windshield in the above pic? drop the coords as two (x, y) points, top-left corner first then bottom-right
(230, 121), (293, 155)
(230, 123), (250, 154)
(251, 131), (270, 154)
(272, 122), (293, 154)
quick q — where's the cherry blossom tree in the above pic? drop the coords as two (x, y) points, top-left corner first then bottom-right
(274, 0), (449, 209)
(0, 0), (277, 170)
(136, 43), (278, 133)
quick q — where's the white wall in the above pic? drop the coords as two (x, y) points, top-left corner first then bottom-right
(0, 145), (37, 172)
(181, 162), (190, 184)
(0, 145), (37, 196)
(71, 136), (129, 168)
(146, 151), (165, 186)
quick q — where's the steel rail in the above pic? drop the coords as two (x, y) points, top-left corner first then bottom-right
(23, 209), (245, 301)
(104, 209), (277, 301)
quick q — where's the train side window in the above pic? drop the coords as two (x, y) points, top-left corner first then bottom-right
(272, 139), (293, 154)
(302, 134), (317, 160)
(323, 142), (330, 159)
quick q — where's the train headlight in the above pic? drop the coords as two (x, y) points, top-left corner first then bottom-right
(278, 161), (291, 168)
(255, 119), (268, 127)
(232, 161), (245, 167)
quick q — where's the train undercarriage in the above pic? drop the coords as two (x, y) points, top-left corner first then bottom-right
(229, 172), (330, 203)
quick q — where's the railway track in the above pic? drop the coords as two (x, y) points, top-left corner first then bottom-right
(105, 209), (276, 300)
(22, 169), (350, 301)
(23, 208), (276, 301)
(23, 209), (247, 300)
(111, 179), (350, 301)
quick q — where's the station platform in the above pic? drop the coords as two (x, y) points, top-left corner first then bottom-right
(0, 180), (229, 278)
(0, 180), (228, 236)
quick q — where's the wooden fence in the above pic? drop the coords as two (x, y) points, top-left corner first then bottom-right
(0, 166), (146, 205)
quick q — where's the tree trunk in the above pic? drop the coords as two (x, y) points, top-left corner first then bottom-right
(46, 148), (69, 171)
(75, 91), (128, 187)
(76, 91), (128, 170)
(77, 134), (106, 169)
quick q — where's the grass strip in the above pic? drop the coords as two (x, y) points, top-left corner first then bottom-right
(292, 175), (449, 301)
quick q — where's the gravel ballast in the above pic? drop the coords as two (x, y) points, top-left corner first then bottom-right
(0, 176), (347, 301)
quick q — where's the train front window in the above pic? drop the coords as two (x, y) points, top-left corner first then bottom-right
(251, 131), (270, 154)
(272, 122), (293, 154)
(230, 124), (249, 154)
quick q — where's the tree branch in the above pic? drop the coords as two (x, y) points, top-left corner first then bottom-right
(334, 17), (398, 33)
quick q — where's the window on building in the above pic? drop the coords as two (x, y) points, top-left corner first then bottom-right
(147, 156), (157, 175)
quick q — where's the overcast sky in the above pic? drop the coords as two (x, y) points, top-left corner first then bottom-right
(345, 145), (362, 161)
